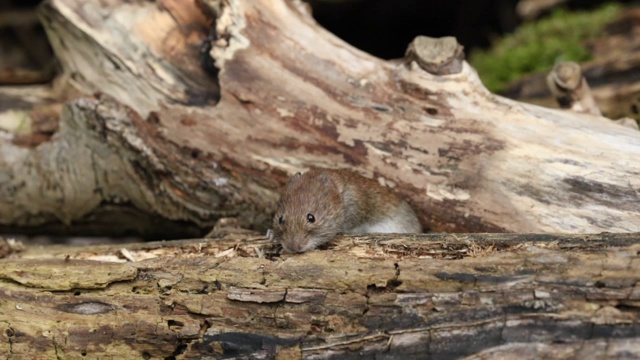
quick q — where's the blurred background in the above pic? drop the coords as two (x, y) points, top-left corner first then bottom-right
(310, 0), (640, 121)
(1, 0), (639, 120)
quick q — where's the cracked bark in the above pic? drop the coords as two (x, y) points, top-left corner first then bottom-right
(0, 1), (639, 357)
(1, 322), (14, 359)
(0, 0), (639, 238)
(0, 232), (640, 358)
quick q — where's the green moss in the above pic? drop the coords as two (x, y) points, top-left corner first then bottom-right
(470, 4), (621, 93)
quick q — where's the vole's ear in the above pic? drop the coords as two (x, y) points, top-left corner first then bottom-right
(319, 173), (336, 186)
(319, 174), (330, 184)
(287, 172), (303, 184)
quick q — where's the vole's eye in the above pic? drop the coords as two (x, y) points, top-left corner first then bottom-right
(278, 216), (285, 225)
(306, 213), (315, 223)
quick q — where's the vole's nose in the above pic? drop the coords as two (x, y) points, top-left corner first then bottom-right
(280, 241), (300, 253)
(281, 241), (301, 253)
(290, 242), (302, 253)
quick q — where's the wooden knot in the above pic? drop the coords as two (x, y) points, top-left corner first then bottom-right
(548, 62), (582, 91)
(546, 61), (602, 116)
(405, 36), (465, 75)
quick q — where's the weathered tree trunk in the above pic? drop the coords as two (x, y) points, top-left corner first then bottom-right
(1, 232), (640, 358)
(1, 1), (639, 359)
(0, 0), (639, 237)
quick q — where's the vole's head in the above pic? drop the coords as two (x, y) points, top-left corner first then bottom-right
(272, 171), (344, 253)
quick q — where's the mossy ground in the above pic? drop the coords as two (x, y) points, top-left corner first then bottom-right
(470, 4), (621, 93)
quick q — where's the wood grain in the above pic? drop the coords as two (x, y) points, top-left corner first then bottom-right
(1, 232), (639, 358)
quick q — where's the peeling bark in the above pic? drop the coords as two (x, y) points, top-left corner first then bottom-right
(0, 232), (640, 358)
(0, 0), (639, 238)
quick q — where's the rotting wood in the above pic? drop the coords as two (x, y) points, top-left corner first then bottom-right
(0, 0), (638, 238)
(0, 232), (639, 358)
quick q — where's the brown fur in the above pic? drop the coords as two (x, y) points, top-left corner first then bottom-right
(271, 169), (422, 253)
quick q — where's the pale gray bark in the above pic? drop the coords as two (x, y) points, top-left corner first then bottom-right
(0, 0), (638, 238)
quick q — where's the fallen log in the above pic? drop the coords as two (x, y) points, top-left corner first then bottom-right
(0, 0), (639, 238)
(1, 1), (639, 358)
(1, 232), (639, 358)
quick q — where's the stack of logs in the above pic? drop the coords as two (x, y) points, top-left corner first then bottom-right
(0, 0), (639, 358)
